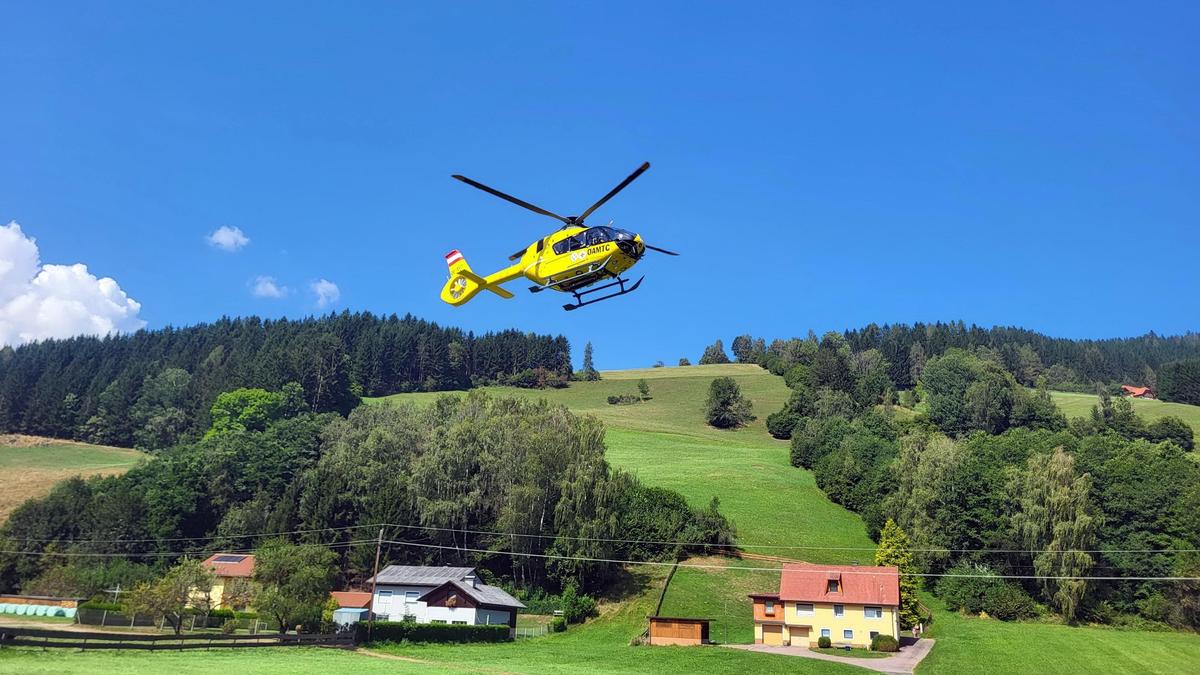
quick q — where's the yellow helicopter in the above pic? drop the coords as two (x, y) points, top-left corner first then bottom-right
(439, 162), (678, 311)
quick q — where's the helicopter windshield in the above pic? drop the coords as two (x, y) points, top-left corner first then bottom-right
(553, 227), (617, 255)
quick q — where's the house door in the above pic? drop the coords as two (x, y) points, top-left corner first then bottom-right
(762, 624), (783, 646)
(786, 626), (809, 646)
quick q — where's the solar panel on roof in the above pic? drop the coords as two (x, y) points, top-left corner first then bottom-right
(213, 555), (247, 563)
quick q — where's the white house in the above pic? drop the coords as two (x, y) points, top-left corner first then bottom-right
(367, 565), (525, 634)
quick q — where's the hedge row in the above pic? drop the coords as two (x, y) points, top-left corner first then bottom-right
(357, 621), (511, 644)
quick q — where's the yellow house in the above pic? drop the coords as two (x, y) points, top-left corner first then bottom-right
(749, 563), (900, 648)
(198, 553), (256, 610)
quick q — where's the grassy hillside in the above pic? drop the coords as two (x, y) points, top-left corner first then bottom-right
(0, 435), (144, 522)
(917, 596), (1200, 674)
(370, 364), (876, 561)
(1049, 390), (1200, 435)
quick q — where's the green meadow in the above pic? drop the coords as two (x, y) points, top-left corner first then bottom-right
(1048, 390), (1200, 435)
(1, 436), (145, 522)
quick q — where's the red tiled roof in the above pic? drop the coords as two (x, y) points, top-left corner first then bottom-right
(200, 553), (255, 578)
(1121, 385), (1151, 397)
(778, 564), (899, 606)
(330, 591), (372, 609)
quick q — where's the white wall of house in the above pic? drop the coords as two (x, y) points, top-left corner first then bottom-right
(372, 584), (433, 621)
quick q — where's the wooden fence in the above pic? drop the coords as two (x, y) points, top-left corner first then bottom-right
(0, 626), (354, 650)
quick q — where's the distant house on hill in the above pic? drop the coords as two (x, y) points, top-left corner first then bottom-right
(366, 565), (524, 635)
(1121, 385), (1154, 399)
(749, 563), (899, 648)
(199, 553), (255, 609)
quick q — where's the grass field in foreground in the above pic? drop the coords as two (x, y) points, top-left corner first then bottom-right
(0, 646), (439, 674)
(0, 435), (144, 522)
(917, 596), (1200, 674)
(370, 364), (877, 562)
(1048, 390), (1200, 435)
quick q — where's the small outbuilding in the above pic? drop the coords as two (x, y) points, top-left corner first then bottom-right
(647, 616), (711, 646)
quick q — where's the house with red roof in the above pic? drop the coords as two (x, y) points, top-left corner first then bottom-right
(748, 563), (900, 648)
(198, 553), (256, 610)
(1121, 385), (1154, 399)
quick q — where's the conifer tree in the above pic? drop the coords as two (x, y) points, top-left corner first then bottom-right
(875, 518), (922, 629)
(580, 342), (601, 381)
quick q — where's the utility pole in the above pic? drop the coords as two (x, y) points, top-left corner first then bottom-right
(367, 528), (384, 643)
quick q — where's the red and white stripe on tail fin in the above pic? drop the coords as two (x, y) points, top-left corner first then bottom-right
(444, 249), (470, 274)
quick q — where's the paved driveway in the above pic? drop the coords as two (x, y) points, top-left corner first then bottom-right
(726, 638), (935, 675)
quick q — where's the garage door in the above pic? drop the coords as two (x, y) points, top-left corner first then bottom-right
(787, 627), (809, 646)
(762, 625), (783, 646)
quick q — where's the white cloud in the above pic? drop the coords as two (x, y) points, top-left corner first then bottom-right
(310, 278), (340, 308)
(0, 222), (146, 347)
(206, 225), (250, 252)
(251, 276), (289, 299)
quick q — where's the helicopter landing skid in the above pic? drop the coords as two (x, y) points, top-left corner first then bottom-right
(562, 275), (644, 311)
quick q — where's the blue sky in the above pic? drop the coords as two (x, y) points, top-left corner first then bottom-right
(2, 2), (1197, 369)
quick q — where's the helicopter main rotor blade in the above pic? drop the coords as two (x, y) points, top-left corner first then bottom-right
(644, 244), (679, 256)
(452, 174), (573, 226)
(576, 162), (650, 224)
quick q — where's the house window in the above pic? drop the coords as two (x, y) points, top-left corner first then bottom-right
(452, 621), (467, 625)
(844, 629), (854, 640)
(404, 591), (420, 601)
(764, 600), (775, 616)
(820, 628), (830, 638)
(827, 580), (840, 593)
(865, 606), (883, 619)
(378, 590), (393, 598)
(796, 603), (814, 616)
(431, 619), (447, 624)
(377, 614), (390, 621)
(870, 631), (879, 640)
(833, 604), (844, 618)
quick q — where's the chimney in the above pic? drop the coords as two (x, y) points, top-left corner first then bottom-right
(465, 572), (478, 588)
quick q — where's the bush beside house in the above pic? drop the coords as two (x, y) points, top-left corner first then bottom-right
(357, 621), (511, 644)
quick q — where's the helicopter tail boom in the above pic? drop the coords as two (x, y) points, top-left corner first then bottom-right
(439, 250), (516, 306)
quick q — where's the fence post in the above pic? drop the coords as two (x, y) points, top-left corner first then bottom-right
(100, 609), (107, 627)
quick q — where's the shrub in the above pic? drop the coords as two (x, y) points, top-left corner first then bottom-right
(766, 410), (801, 440)
(983, 583), (1038, 621)
(221, 618), (238, 634)
(79, 600), (126, 612)
(357, 621), (510, 644)
(208, 608), (236, 620)
(871, 634), (899, 652)
(607, 394), (641, 405)
(559, 582), (597, 624)
(817, 635), (831, 648)
(551, 617), (567, 632)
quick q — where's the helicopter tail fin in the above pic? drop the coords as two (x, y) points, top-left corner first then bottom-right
(439, 250), (513, 306)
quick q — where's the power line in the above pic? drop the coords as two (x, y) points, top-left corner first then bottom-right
(8, 519), (1196, 556)
(380, 538), (1200, 583)
(0, 539), (377, 558)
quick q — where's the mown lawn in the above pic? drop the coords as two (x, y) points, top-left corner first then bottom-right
(1049, 390), (1200, 435)
(917, 596), (1200, 674)
(656, 556), (780, 645)
(0, 646), (440, 674)
(1, 435), (145, 521)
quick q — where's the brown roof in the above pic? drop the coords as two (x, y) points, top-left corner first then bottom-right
(777, 564), (899, 606)
(200, 553), (255, 578)
(330, 591), (372, 609)
(1121, 385), (1152, 397)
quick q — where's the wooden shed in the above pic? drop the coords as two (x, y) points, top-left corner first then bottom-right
(647, 616), (711, 646)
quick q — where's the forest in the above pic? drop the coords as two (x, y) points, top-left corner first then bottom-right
(0, 387), (734, 599)
(0, 312), (571, 448)
(708, 322), (1200, 398)
(747, 330), (1199, 629)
